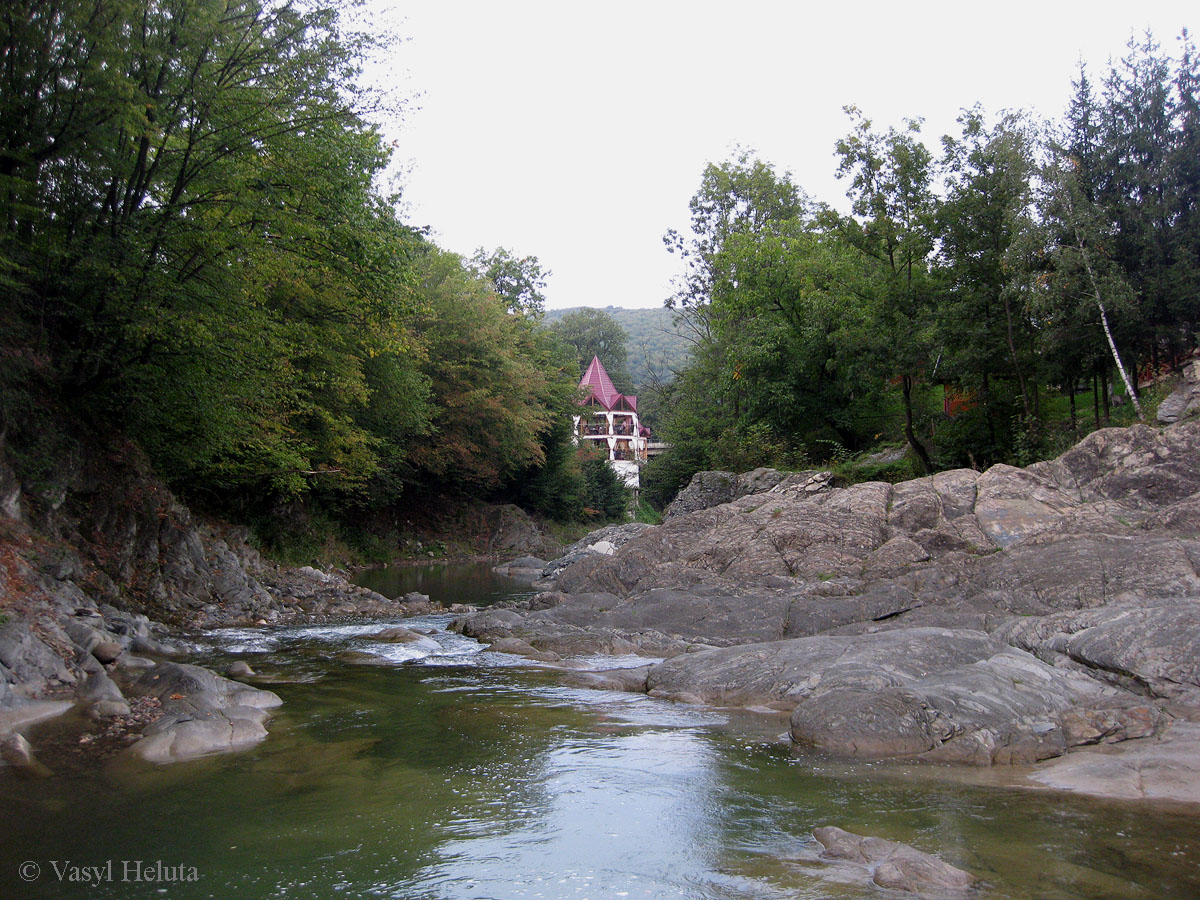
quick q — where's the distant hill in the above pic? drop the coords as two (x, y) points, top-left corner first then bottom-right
(544, 306), (693, 390)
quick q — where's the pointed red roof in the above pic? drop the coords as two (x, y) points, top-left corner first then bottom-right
(579, 356), (621, 409)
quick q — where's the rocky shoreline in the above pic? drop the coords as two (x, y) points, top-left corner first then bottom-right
(4, 417), (1200, 808)
(0, 430), (466, 771)
(458, 420), (1200, 804)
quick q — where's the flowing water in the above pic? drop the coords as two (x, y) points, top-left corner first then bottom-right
(2, 563), (1198, 900)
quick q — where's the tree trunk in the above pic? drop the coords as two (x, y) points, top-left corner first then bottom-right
(901, 374), (933, 474)
(1002, 294), (1032, 418)
(982, 373), (997, 450)
(1073, 227), (1145, 421)
(1068, 377), (1078, 437)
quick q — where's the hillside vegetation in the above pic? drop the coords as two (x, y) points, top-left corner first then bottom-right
(644, 35), (1200, 506)
(544, 306), (693, 390)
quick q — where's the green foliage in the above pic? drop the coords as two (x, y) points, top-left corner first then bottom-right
(652, 34), (1200, 509)
(514, 417), (586, 522)
(633, 499), (662, 525)
(543, 306), (693, 398)
(0, 0), (429, 505)
(403, 248), (571, 492)
(469, 247), (549, 317)
(549, 308), (635, 393)
(578, 445), (630, 521)
(833, 449), (915, 486)
(0, 0), (606, 539)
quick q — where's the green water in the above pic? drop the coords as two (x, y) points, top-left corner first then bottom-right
(1, 565), (1197, 900)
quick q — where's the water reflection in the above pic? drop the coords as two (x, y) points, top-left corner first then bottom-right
(399, 730), (724, 899)
(0, 570), (1198, 900)
(354, 561), (534, 607)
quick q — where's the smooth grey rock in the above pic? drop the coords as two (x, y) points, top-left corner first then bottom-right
(452, 420), (1200, 776)
(494, 556), (548, 578)
(564, 666), (651, 692)
(124, 661), (281, 763)
(484, 503), (561, 559)
(92, 640), (123, 664)
(813, 825), (977, 893)
(486, 637), (561, 662)
(0, 622), (77, 695)
(130, 635), (182, 657)
(540, 523), (653, 580)
(365, 626), (440, 651)
(647, 628), (1155, 764)
(338, 650), (395, 666)
(1030, 721), (1200, 803)
(0, 732), (53, 777)
(227, 661), (255, 678)
(664, 471), (739, 518)
(997, 602), (1200, 702)
(1156, 361), (1200, 424)
(87, 699), (132, 718)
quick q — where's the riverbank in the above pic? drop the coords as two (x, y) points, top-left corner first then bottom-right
(458, 419), (1200, 805)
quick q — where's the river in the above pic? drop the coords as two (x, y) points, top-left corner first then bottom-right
(1, 563), (1197, 899)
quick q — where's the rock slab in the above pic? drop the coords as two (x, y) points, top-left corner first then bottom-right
(813, 825), (977, 893)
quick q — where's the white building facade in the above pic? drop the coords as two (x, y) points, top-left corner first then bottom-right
(573, 356), (649, 491)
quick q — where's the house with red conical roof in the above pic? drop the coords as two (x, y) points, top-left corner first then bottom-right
(574, 356), (650, 493)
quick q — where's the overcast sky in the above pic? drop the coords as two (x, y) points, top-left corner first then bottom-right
(363, 1), (1194, 310)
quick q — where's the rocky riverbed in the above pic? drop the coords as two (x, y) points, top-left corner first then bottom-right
(0, 431), (455, 771)
(459, 420), (1200, 803)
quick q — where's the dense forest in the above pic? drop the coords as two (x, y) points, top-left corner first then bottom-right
(1, 2), (1197, 551)
(644, 32), (1200, 505)
(0, 0), (623, 552)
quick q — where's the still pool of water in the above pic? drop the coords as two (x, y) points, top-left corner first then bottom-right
(1, 565), (1197, 900)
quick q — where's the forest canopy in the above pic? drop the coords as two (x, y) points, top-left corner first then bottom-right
(3, 4), (1197, 532)
(0, 0), (592, 531)
(645, 32), (1200, 504)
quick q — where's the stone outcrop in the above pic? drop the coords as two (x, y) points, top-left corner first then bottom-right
(1156, 359), (1200, 424)
(647, 628), (1157, 763)
(482, 503), (562, 560)
(122, 661), (282, 764)
(1029, 721), (1200, 803)
(812, 826), (977, 894)
(0, 420), (413, 770)
(468, 421), (1200, 782)
(536, 522), (653, 582)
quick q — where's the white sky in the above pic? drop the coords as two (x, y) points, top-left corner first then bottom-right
(362, 1), (1194, 310)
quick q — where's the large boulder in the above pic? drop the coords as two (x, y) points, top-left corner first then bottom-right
(996, 601), (1200, 702)
(646, 628), (1157, 764)
(1029, 721), (1200, 803)
(452, 419), (1200, 770)
(813, 825), (977, 894)
(123, 661), (282, 763)
(1156, 360), (1200, 424)
(483, 503), (561, 559)
(0, 622), (77, 698)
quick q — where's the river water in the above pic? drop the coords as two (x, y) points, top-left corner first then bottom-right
(2, 563), (1197, 900)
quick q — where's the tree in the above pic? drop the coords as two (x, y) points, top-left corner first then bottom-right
(0, 0), (423, 502)
(1041, 157), (1145, 421)
(549, 308), (634, 392)
(1099, 33), (1184, 368)
(469, 247), (549, 317)
(403, 248), (573, 491)
(834, 108), (938, 472)
(935, 108), (1042, 455)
